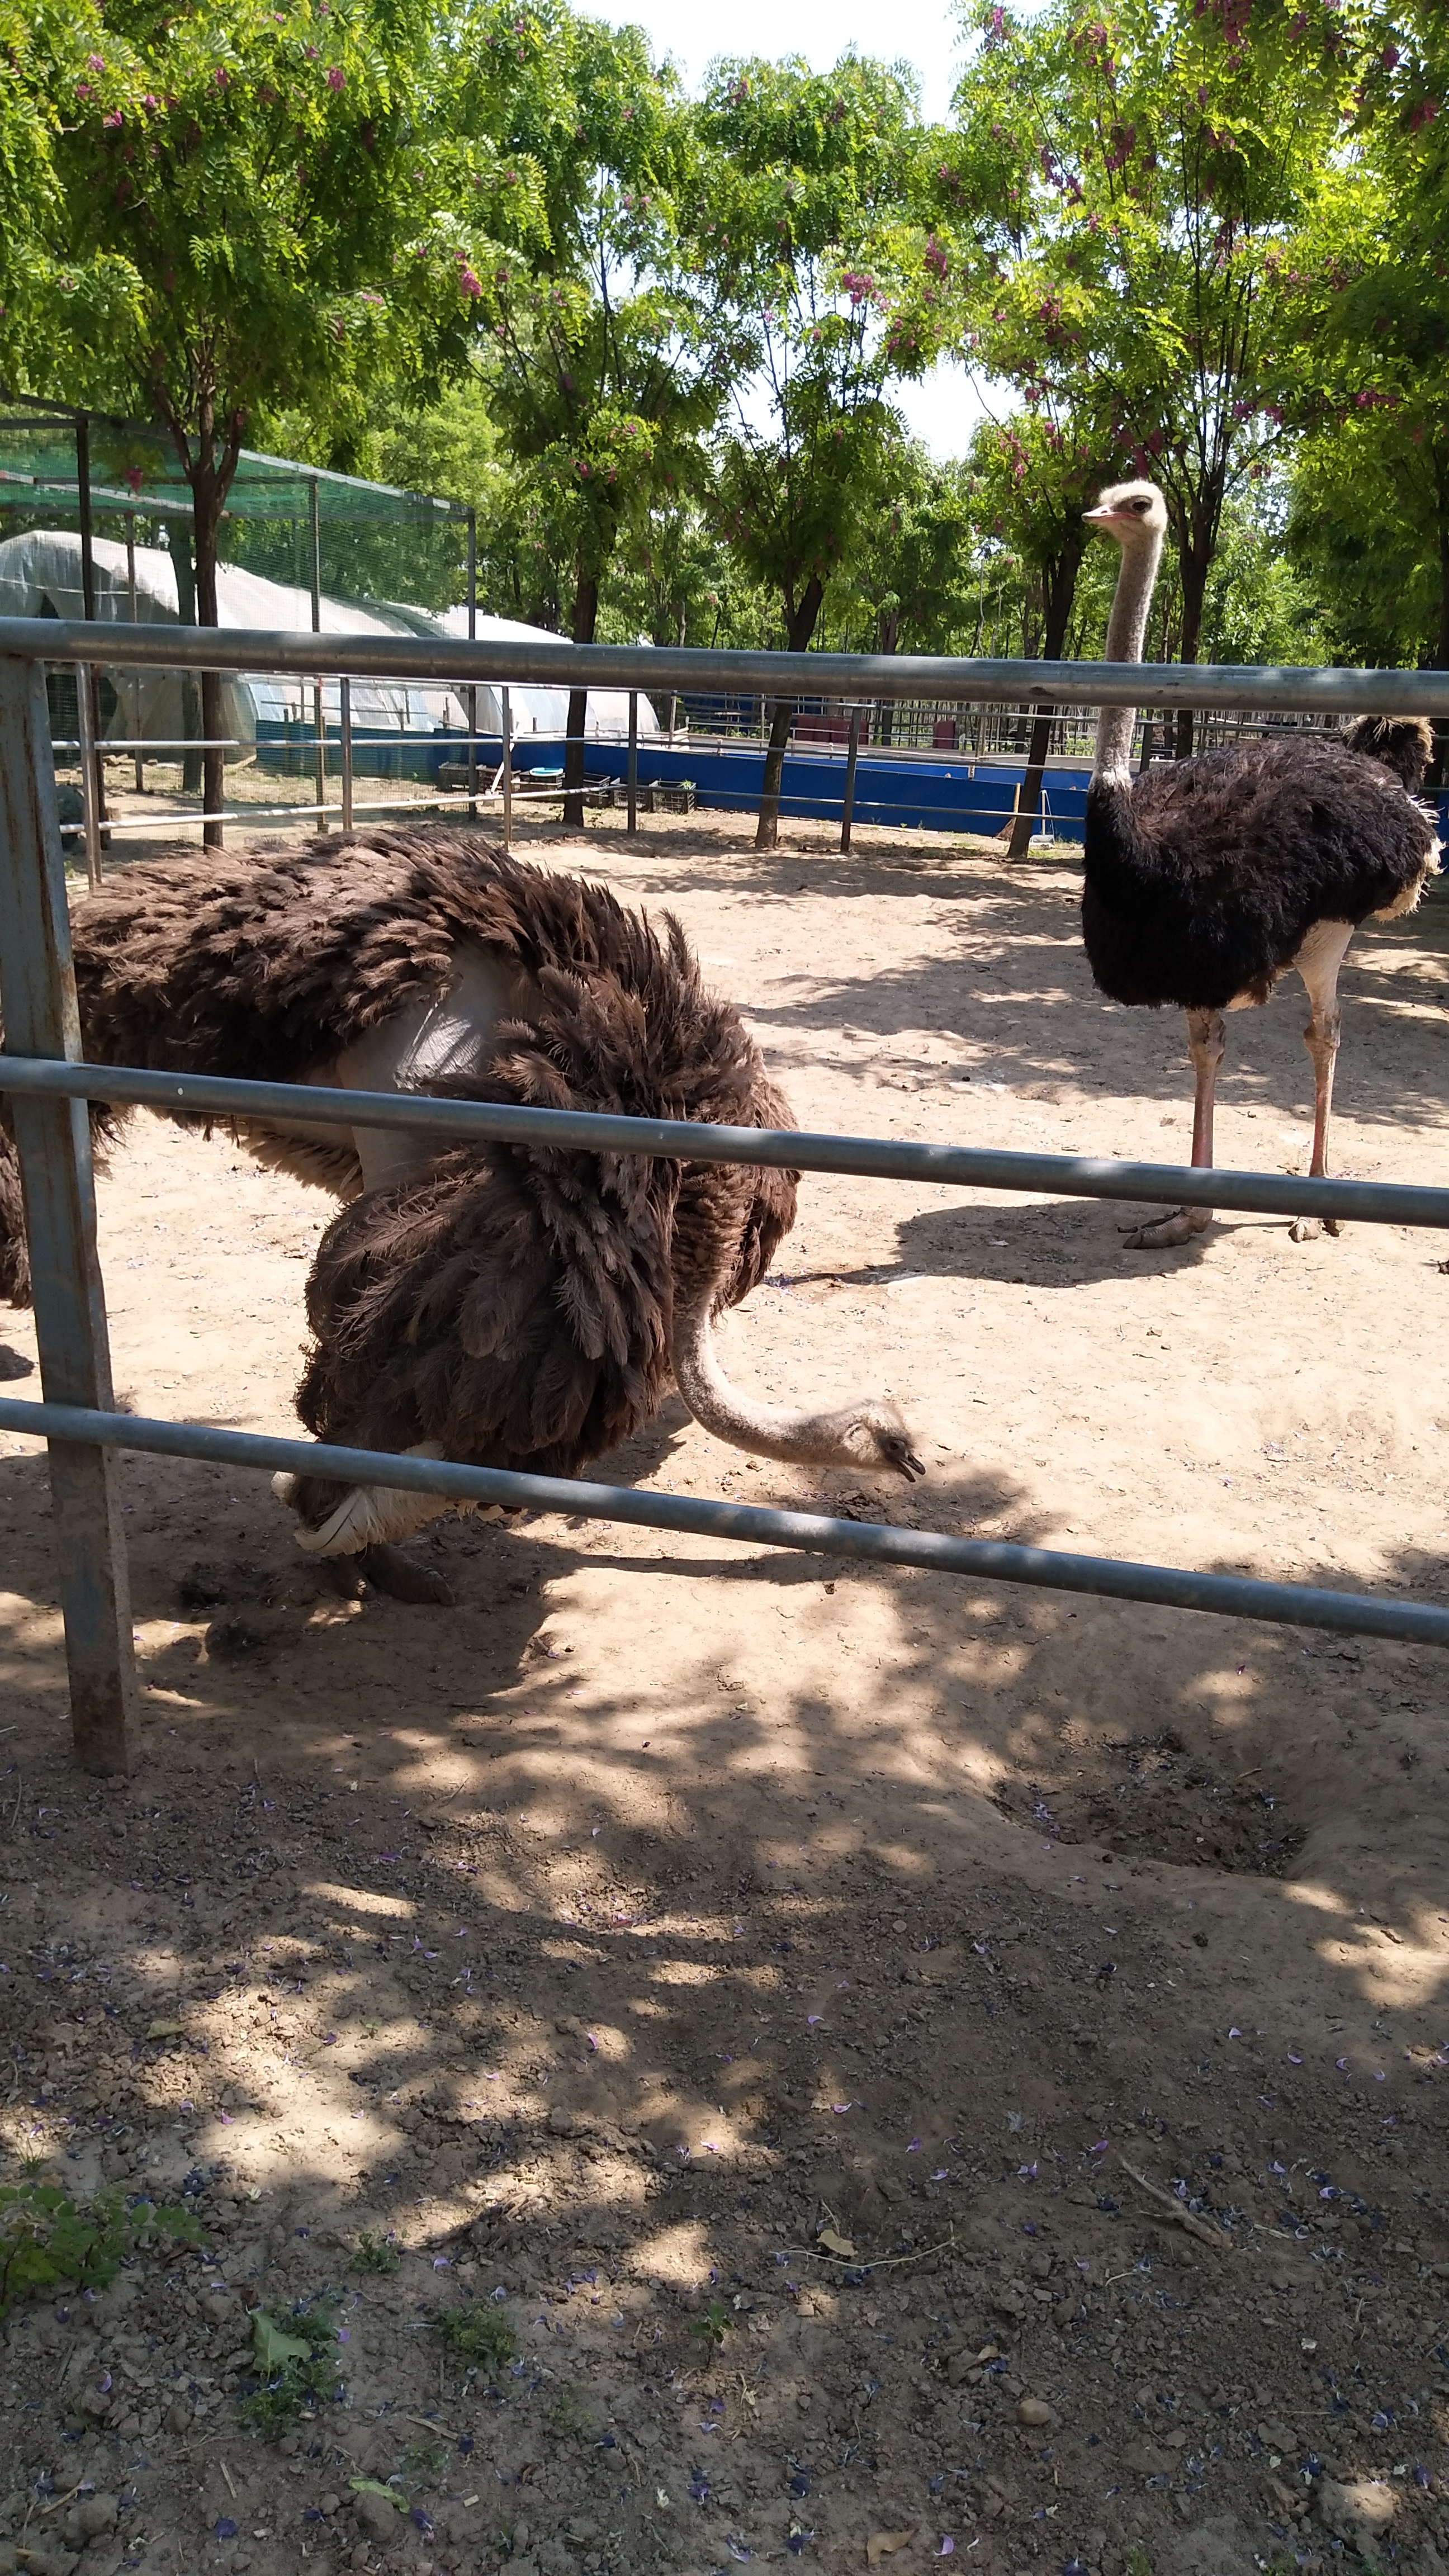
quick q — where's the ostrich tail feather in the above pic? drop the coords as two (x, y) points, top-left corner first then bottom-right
(0, 1113), (30, 1308)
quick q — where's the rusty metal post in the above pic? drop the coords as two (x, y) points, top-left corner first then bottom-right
(74, 413), (108, 858)
(500, 684), (513, 854)
(340, 675), (354, 834)
(125, 512), (144, 794)
(309, 475), (325, 823)
(0, 651), (138, 1774)
(466, 509), (478, 822)
(840, 702), (863, 853)
(74, 661), (102, 890)
(627, 689), (638, 834)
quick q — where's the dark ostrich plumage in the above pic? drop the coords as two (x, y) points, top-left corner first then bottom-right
(1077, 475), (1440, 1249)
(1082, 727), (1438, 1014)
(3, 828), (794, 1436)
(2, 828), (919, 1590)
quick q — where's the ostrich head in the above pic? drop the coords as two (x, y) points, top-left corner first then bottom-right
(823, 1396), (925, 1481)
(1083, 479), (1169, 547)
(1343, 714), (1434, 793)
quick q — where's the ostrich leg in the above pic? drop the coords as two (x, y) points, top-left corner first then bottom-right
(1289, 919), (1353, 1244)
(1123, 1006), (1224, 1249)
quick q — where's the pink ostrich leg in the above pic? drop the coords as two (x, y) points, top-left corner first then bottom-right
(1124, 1006), (1224, 1251)
(1289, 920), (1354, 1244)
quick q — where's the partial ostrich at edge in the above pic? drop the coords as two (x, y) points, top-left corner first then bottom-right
(0, 832), (922, 1600)
(1081, 480), (1439, 1249)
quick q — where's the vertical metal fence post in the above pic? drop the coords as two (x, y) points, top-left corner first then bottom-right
(500, 686), (513, 854)
(125, 513), (144, 795)
(627, 690), (638, 834)
(308, 476), (326, 822)
(0, 652), (138, 1774)
(466, 509), (478, 822)
(74, 662), (102, 891)
(839, 703), (862, 854)
(74, 411), (108, 856)
(340, 675), (354, 834)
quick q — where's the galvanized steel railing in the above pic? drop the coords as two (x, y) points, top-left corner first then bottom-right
(2, 618), (1448, 1778)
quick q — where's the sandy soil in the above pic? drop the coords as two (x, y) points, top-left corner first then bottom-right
(3, 804), (1449, 2576)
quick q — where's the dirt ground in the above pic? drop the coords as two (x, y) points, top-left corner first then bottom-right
(3, 797), (1449, 2576)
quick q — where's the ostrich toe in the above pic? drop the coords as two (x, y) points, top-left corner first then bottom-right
(356, 1543), (456, 1606)
(1121, 1206), (1214, 1250)
(1289, 1214), (1341, 1243)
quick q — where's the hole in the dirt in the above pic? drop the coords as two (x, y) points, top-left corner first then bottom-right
(993, 1727), (1305, 1875)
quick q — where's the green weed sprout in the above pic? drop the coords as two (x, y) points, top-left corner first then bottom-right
(241, 2303), (342, 2434)
(435, 2302), (517, 2375)
(690, 2295), (736, 2349)
(0, 2182), (200, 2318)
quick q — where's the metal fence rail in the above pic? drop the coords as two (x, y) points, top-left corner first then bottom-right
(4, 1054), (1449, 1231)
(18, 617), (1449, 714)
(2, 613), (1448, 1777)
(3, 1399), (1445, 1651)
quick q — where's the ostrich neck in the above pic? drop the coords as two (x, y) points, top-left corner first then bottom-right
(1095, 533), (1164, 787)
(671, 1295), (870, 1468)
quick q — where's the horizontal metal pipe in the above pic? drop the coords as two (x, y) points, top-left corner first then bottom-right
(51, 737), (243, 751)
(2, 1398), (1444, 1646)
(1, 1056), (1446, 1228)
(8, 618), (1448, 716)
(74, 789), (498, 832)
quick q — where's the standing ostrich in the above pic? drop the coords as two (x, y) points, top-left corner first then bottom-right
(0, 831), (921, 1601)
(1081, 480), (1439, 1249)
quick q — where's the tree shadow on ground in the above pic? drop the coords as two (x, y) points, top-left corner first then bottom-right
(3, 1417), (1448, 2574)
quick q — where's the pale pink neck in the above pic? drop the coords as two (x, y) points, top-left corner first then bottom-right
(671, 1296), (876, 1468)
(1095, 532), (1164, 787)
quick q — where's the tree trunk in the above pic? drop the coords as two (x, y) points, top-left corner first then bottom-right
(755, 578), (825, 853)
(170, 534), (205, 798)
(190, 463), (228, 849)
(1429, 525), (1449, 797)
(1173, 542), (1211, 762)
(562, 572), (600, 831)
(875, 608), (900, 749)
(1006, 534), (1086, 860)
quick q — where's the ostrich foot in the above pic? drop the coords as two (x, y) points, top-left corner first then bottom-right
(354, 1542), (455, 1606)
(1121, 1205), (1214, 1250)
(314, 1558), (366, 1602)
(1289, 1214), (1341, 1243)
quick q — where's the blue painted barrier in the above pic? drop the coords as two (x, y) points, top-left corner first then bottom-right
(254, 720), (1449, 848)
(254, 721), (1093, 840)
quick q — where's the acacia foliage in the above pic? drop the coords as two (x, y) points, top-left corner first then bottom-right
(954, 0), (1367, 745)
(1285, 2), (1449, 740)
(27, 0), (522, 835)
(684, 53), (982, 842)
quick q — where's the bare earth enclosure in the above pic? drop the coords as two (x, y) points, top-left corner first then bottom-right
(2, 806), (1448, 2576)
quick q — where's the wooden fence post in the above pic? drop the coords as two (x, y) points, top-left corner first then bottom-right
(0, 651), (138, 1774)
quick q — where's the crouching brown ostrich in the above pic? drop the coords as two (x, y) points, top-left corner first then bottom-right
(0, 831), (922, 1602)
(1081, 480), (1439, 1249)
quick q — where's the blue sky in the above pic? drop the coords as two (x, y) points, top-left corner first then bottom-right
(584, 0), (1001, 458)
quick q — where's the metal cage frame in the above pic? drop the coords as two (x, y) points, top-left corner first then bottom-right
(2, 616), (1448, 1777)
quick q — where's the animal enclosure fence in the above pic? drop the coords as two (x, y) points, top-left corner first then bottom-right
(2, 616), (1448, 1780)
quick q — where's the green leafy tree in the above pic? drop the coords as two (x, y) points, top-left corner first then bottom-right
(1285, 7), (1449, 777)
(450, 0), (726, 823)
(967, 403), (1126, 850)
(0, 0), (143, 384)
(837, 446), (977, 700)
(39, 0), (518, 841)
(955, 0), (1366, 753)
(688, 55), (970, 847)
